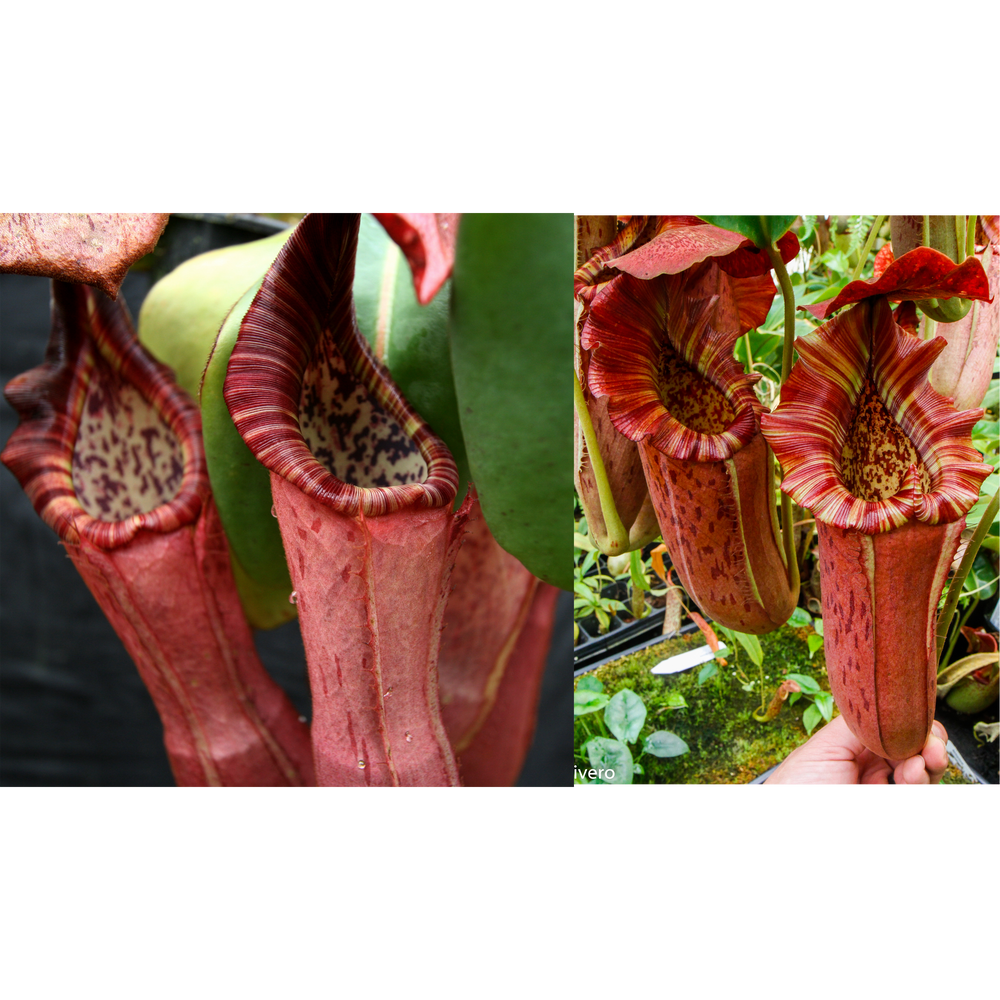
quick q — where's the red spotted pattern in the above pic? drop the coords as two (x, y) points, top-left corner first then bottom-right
(1, 281), (207, 548)
(583, 264), (795, 633)
(817, 518), (963, 760)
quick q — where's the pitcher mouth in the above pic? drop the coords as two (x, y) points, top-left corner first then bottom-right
(223, 213), (458, 517)
(2, 281), (207, 549)
(761, 296), (988, 534)
(582, 268), (763, 464)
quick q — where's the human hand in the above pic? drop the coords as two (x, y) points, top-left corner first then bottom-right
(764, 715), (950, 784)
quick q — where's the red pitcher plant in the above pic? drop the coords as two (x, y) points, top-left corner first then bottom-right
(577, 215), (995, 764)
(576, 216), (800, 634)
(573, 216), (797, 556)
(1, 281), (316, 785)
(2, 212), (563, 787)
(763, 246), (992, 759)
(224, 213), (559, 786)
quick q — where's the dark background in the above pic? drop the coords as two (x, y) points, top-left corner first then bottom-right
(0, 215), (572, 786)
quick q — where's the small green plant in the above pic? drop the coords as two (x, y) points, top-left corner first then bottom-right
(696, 608), (827, 729)
(783, 672), (835, 734)
(607, 547), (669, 621)
(716, 625), (765, 699)
(573, 561), (627, 636)
(574, 677), (688, 784)
(573, 511), (628, 637)
(751, 610), (828, 733)
(789, 605), (826, 660)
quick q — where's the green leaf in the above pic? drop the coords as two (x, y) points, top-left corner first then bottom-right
(698, 662), (719, 685)
(633, 763), (644, 775)
(604, 689), (647, 744)
(449, 214), (573, 589)
(352, 214), (471, 509)
(734, 331), (783, 370)
(629, 548), (650, 592)
(785, 672), (822, 695)
(584, 738), (634, 784)
(574, 690), (610, 716)
(813, 618), (824, 637)
(574, 532), (596, 552)
(802, 703), (822, 735)
(798, 277), (849, 306)
(576, 675), (604, 693)
(716, 624), (736, 644)
(979, 382), (1000, 410)
(643, 731), (690, 758)
(696, 215), (798, 248)
(352, 212), (398, 347)
(966, 553), (998, 598)
(787, 606), (812, 627)
(815, 692), (835, 722)
(138, 228), (294, 401)
(199, 279), (296, 629)
(137, 228), (298, 629)
(730, 629), (764, 667)
(600, 596), (628, 611)
(663, 691), (687, 709)
(807, 634), (825, 659)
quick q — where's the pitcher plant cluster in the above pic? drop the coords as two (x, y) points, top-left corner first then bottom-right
(574, 214), (998, 762)
(0, 212), (571, 786)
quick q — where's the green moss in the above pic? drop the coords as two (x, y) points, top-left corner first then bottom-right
(575, 625), (979, 784)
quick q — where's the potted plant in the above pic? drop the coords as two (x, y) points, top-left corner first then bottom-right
(574, 214), (997, 781)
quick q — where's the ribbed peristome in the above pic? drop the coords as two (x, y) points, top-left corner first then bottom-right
(761, 296), (990, 533)
(224, 213), (458, 517)
(582, 265), (766, 462)
(2, 281), (207, 548)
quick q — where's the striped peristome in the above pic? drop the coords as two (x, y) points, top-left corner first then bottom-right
(224, 213), (458, 517)
(573, 215), (652, 307)
(583, 265), (764, 463)
(761, 297), (989, 534)
(2, 281), (208, 548)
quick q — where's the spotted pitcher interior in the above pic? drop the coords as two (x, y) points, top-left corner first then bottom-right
(299, 335), (427, 489)
(72, 351), (185, 520)
(840, 376), (930, 502)
(658, 341), (737, 434)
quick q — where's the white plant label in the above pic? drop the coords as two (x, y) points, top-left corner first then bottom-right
(651, 643), (727, 675)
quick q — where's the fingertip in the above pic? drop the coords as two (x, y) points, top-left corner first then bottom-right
(895, 755), (930, 785)
(923, 734), (950, 783)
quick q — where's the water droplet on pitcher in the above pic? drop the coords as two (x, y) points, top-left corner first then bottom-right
(405, 732), (413, 743)
(289, 590), (298, 605)
(357, 759), (366, 769)
(270, 505), (278, 517)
